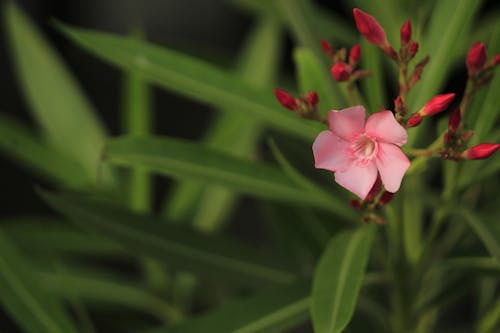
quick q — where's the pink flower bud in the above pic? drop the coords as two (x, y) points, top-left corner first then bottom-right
(400, 19), (411, 45)
(353, 8), (388, 47)
(467, 42), (488, 74)
(366, 176), (382, 201)
(465, 143), (500, 160)
(274, 88), (297, 110)
(307, 91), (319, 106)
(349, 44), (361, 65)
(331, 61), (352, 82)
(406, 113), (423, 128)
(321, 39), (332, 54)
(420, 93), (455, 116)
(448, 107), (461, 131)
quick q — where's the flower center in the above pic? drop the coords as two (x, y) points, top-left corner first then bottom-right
(352, 134), (377, 159)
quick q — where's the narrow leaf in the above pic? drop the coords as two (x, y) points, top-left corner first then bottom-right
(148, 280), (310, 333)
(0, 113), (88, 187)
(104, 136), (356, 220)
(54, 22), (321, 140)
(164, 16), (282, 230)
(5, 2), (108, 181)
(294, 48), (338, 116)
(311, 224), (376, 333)
(459, 208), (500, 263)
(38, 190), (298, 286)
(0, 229), (79, 333)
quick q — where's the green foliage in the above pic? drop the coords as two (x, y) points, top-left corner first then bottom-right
(0, 1), (499, 332)
(311, 225), (376, 333)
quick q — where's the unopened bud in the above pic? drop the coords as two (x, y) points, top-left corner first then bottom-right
(350, 199), (362, 210)
(420, 93), (455, 116)
(448, 107), (461, 131)
(492, 54), (500, 66)
(349, 44), (361, 66)
(400, 19), (411, 45)
(464, 143), (500, 160)
(406, 113), (423, 128)
(408, 55), (430, 88)
(467, 42), (488, 75)
(274, 88), (297, 110)
(378, 191), (394, 206)
(353, 8), (388, 47)
(461, 130), (474, 142)
(366, 177), (382, 202)
(443, 132), (452, 145)
(409, 42), (419, 58)
(394, 95), (403, 113)
(321, 39), (332, 54)
(307, 91), (319, 106)
(331, 61), (352, 82)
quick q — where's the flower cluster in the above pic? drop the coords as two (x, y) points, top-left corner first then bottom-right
(273, 8), (499, 222)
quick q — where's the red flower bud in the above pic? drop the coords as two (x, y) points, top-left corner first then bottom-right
(465, 143), (500, 160)
(448, 107), (461, 131)
(378, 191), (394, 206)
(307, 91), (319, 106)
(321, 39), (332, 54)
(493, 54), (500, 66)
(443, 132), (452, 145)
(461, 130), (474, 142)
(366, 176), (382, 202)
(350, 199), (362, 210)
(394, 95), (403, 111)
(331, 61), (352, 82)
(353, 8), (388, 47)
(400, 19), (411, 45)
(420, 93), (455, 116)
(406, 113), (423, 128)
(349, 44), (361, 65)
(274, 88), (297, 110)
(467, 42), (488, 74)
(409, 42), (419, 57)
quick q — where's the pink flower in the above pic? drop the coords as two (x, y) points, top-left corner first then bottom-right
(313, 106), (410, 200)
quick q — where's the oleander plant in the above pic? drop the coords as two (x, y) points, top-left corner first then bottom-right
(1, 1), (500, 333)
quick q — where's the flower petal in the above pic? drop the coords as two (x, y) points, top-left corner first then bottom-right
(313, 131), (350, 172)
(334, 160), (377, 200)
(376, 142), (410, 192)
(328, 106), (366, 141)
(365, 110), (407, 146)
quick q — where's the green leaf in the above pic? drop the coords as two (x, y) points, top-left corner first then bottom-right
(407, 0), (482, 145)
(294, 48), (337, 117)
(164, 15), (282, 230)
(0, 229), (79, 333)
(38, 190), (298, 286)
(276, 0), (346, 106)
(54, 22), (322, 140)
(458, 208), (500, 263)
(359, 40), (386, 112)
(148, 280), (310, 333)
(104, 136), (356, 220)
(0, 113), (89, 187)
(229, 0), (356, 45)
(4, 2), (108, 182)
(3, 219), (125, 258)
(311, 224), (376, 333)
(38, 270), (181, 322)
